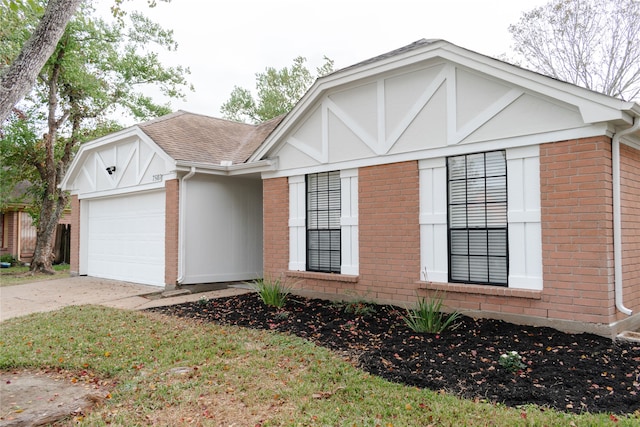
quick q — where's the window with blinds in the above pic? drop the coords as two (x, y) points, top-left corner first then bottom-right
(447, 151), (508, 285)
(306, 171), (341, 273)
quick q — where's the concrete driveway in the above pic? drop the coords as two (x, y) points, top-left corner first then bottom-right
(0, 276), (250, 322)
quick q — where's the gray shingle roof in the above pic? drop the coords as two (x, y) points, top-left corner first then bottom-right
(137, 111), (283, 165)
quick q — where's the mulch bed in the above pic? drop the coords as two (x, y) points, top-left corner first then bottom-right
(147, 293), (640, 415)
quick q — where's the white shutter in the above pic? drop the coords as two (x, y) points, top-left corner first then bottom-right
(288, 175), (306, 271)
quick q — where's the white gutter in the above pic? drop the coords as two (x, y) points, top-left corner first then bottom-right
(176, 166), (196, 285)
(613, 117), (640, 315)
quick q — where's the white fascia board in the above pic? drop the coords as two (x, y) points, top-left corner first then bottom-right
(76, 181), (166, 200)
(60, 126), (175, 191)
(175, 159), (277, 177)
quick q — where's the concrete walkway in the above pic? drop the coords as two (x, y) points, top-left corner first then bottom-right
(0, 276), (251, 322)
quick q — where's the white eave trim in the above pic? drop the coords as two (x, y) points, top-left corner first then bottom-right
(175, 158), (277, 176)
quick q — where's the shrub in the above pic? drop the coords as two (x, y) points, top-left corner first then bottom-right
(249, 276), (291, 308)
(402, 293), (460, 334)
(0, 254), (17, 265)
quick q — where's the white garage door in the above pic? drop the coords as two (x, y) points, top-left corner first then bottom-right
(86, 191), (165, 286)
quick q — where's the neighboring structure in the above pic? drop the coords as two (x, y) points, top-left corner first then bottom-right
(62, 40), (640, 337)
(60, 112), (281, 287)
(1, 182), (71, 264)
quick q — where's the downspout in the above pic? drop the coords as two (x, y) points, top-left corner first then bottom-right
(612, 117), (640, 316)
(176, 167), (196, 285)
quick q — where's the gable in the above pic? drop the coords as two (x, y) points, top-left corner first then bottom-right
(269, 61), (589, 174)
(256, 40), (635, 176)
(61, 129), (175, 197)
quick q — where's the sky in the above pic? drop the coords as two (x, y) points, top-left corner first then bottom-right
(113, 0), (550, 119)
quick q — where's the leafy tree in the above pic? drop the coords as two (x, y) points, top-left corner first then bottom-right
(0, 0), (82, 124)
(0, 0), (191, 273)
(221, 56), (334, 123)
(508, 0), (640, 101)
(0, 0), (170, 124)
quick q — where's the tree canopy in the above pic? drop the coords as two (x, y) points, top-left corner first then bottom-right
(221, 56), (334, 124)
(508, 0), (640, 101)
(0, 0), (191, 273)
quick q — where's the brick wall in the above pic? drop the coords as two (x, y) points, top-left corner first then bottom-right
(263, 177), (289, 278)
(425, 137), (620, 331)
(70, 195), (80, 275)
(264, 162), (421, 304)
(164, 179), (179, 286)
(620, 143), (640, 314)
(357, 161), (421, 303)
(0, 211), (19, 257)
(539, 136), (615, 324)
(262, 139), (628, 333)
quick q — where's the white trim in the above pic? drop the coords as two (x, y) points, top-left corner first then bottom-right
(76, 182), (166, 200)
(261, 123), (610, 179)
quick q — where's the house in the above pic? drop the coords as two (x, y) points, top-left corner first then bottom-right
(62, 40), (640, 338)
(60, 112), (281, 286)
(1, 182), (71, 264)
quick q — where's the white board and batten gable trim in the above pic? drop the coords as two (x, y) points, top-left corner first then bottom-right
(61, 127), (176, 198)
(256, 40), (635, 179)
(288, 169), (359, 275)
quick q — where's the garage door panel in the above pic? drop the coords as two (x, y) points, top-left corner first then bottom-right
(86, 191), (165, 286)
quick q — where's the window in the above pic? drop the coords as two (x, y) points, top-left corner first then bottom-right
(306, 171), (341, 273)
(447, 151), (508, 285)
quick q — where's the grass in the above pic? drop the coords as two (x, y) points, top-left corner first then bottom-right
(1, 306), (636, 426)
(0, 263), (70, 287)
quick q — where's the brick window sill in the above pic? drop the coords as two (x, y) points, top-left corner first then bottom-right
(418, 281), (542, 300)
(287, 270), (359, 283)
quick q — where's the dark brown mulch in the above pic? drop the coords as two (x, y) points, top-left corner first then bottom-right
(147, 293), (640, 415)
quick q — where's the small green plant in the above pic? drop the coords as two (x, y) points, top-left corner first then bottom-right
(335, 297), (376, 317)
(402, 293), (460, 334)
(197, 296), (209, 305)
(249, 276), (291, 308)
(0, 254), (17, 264)
(499, 351), (526, 373)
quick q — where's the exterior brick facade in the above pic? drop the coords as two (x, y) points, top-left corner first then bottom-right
(357, 161), (421, 303)
(620, 143), (640, 315)
(0, 211), (19, 259)
(539, 136), (616, 324)
(164, 179), (179, 287)
(262, 137), (639, 336)
(263, 177), (289, 278)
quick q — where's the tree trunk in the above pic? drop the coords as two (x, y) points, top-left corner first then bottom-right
(0, 0), (82, 124)
(30, 189), (67, 274)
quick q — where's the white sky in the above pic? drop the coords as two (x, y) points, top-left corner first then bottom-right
(114, 0), (549, 119)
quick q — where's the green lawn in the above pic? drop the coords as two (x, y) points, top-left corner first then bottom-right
(0, 305), (634, 426)
(0, 263), (70, 287)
